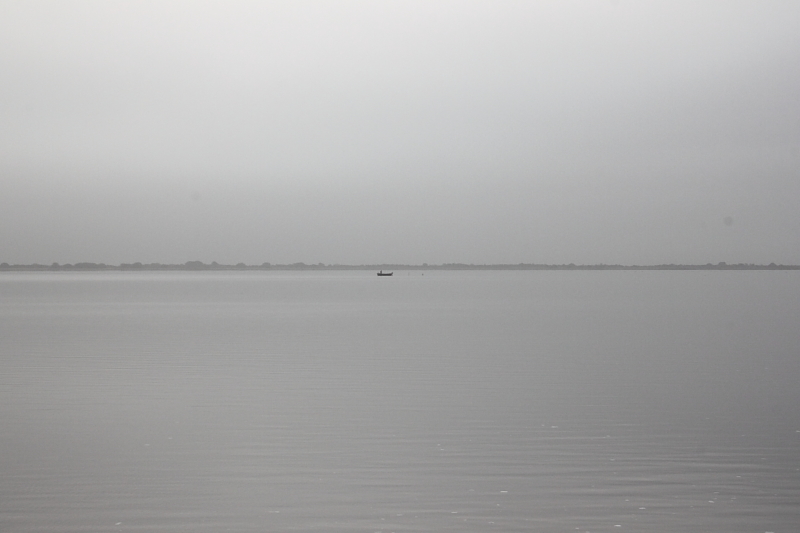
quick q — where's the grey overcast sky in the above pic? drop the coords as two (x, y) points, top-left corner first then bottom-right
(1, 1), (798, 265)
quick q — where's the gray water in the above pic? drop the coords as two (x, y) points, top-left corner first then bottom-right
(1, 271), (798, 532)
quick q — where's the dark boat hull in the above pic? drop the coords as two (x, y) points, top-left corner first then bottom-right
(377, 272), (393, 276)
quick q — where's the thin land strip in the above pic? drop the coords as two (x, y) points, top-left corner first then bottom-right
(1, 262), (798, 271)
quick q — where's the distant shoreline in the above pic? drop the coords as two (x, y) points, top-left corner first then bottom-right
(1, 261), (798, 272)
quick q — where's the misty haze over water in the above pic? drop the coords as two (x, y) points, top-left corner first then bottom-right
(1, 270), (798, 532)
(2, 1), (799, 266)
(2, 2), (799, 530)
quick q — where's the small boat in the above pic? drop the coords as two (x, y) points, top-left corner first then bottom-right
(377, 270), (393, 276)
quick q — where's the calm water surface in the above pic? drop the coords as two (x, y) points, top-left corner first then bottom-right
(1, 271), (798, 532)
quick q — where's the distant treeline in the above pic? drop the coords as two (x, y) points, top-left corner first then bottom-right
(1, 261), (798, 271)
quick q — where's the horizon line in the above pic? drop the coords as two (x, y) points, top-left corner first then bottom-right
(1, 261), (799, 271)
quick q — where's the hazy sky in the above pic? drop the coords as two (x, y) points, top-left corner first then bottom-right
(1, 1), (798, 265)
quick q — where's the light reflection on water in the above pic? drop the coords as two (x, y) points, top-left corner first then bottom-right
(1, 271), (799, 532)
